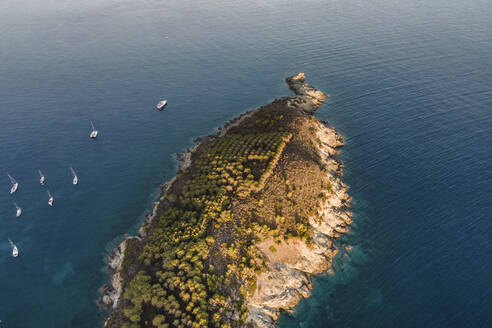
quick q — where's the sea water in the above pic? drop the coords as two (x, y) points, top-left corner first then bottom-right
(0, 0), (491, 327)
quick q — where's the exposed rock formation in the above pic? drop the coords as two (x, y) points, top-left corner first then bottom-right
(285, 73), (329, 113)
(100, 239), (128, 309)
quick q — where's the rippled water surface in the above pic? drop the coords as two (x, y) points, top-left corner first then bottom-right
(1, 0), (491, 327)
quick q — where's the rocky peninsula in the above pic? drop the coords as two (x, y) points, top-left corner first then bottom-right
(101, 73), (352, 328)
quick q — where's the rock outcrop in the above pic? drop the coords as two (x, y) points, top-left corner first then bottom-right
(100, 239), (129, 310)
(285, 73), (329, 113)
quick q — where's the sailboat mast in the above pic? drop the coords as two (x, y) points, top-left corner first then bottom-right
(7, 174), (16, 184)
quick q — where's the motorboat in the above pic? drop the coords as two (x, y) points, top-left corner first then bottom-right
(156, 99), (168, 110)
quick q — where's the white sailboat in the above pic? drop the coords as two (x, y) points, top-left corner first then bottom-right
(70, 167), (78, 185)
(8, 174), (18, 194)
(14, 203), (22, 217)
(38, 169), (45, 185)
(8, 239), (19, 258)
(156, 99), (168, 110)
(47, 190), (54, 206)
(90, 121), (99, 139)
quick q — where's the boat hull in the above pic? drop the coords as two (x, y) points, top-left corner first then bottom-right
(156, 100), (167, 110)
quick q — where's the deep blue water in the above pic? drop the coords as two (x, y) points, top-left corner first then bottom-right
(1, 0), (491, 327)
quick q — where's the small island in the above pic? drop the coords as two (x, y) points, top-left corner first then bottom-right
(101, 73), (352, 328)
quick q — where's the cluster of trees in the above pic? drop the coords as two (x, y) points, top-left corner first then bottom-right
(119, 131), (293, 327)
(238, 108), (289, 133)
(183, 132), (292, 198)
(122, 195), (240, 327)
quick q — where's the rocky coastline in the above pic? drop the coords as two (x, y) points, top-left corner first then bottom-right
(244, 73), (351, 327)
(246, 121), (351, 328)
(99, 73), (352, 328)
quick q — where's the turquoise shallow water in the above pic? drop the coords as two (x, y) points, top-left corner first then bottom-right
(1, 0), (491, 327)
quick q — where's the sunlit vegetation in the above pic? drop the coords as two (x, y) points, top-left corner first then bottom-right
(109, 98), (333, 328)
